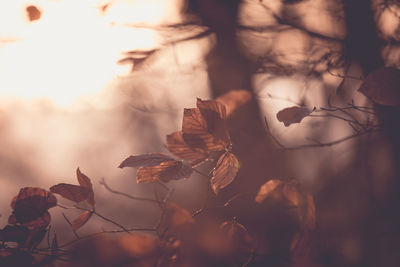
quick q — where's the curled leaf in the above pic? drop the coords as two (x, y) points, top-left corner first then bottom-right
(166, 131), (209, 166)
(276, 106), (315, 127)
(10, 187), (57, 224)
(136, 160), (193, 183)
(119, 153), (173, 168)
(216, 89), (252, 116)
(76, 168), (95, 207)
(211, 152), (239, 194)
(358, 67), (400, 106)
(50, 184), (91, 203)
(255, 179), (282, 204)
(71, 211), (92, 230)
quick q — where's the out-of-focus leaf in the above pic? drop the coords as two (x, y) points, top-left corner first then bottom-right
(211, 152), (239, 194)
(216, 89), (252, 116)
(26, 228), (47, 249)
(11, 187), (57, 224)
(276, 106), (315, 127)
(119, 153), (173, 168)
(358, 67), (400, 106)
(19, 211), (51, 230)
(255, 179), (282, 203)
(76, 168), (95, 207)
(71, 211), (92, 230)
(26, 5), (41, 22)
(162, 203), (194, 236)
(136, 160), (193, 183)
(50, 184), (91, 203)
(166, 131), (209, 166)
(0, 225), (30, 243)
(118, 233), (160, 258)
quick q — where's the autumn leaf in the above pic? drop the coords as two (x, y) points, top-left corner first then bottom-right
(254, 179), (282, 203)
(216, 89), (252, 116)
(166, 131), (209, 166)
(276, 106), (315, 127)
(76, 168), (95, 207)
(10, 187), (57, 224)
(50, 183), (91, 204)
(71, 211), (92, 230)
(136, 160), (193, 183)
(118, 233), (160, 258)
(358, 67), (400, 106)
(211, 152), (239, 194)
(118, 153), (173, 168)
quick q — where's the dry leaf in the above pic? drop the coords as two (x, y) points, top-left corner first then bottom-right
(71, 211), (92, 230)
(76, 168), (95, 207)
(211, 152), (239, 194)
(50, 183), (91, 204)
(358, 67), (400, 106)
(216, 89), (252, 116)
(255, 179), (282, 203)
(119, 234), (160, 258)
(119, 153), (173, 168)
(276, 106), (315, 127)
(136, 160), (193, 183)
(10, 187), (57, 224)
(162, 203), (194, 235)
(166, 131), (209, 166)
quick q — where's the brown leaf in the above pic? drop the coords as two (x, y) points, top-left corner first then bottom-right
(216, 89), (252, 116)
(119, 153), (173, 168)
(162, 203), (194, 235)
(71, 211), (92, 230)
(50, 183), (91, 203)
(119, 233), (160, 258)
(76, 168), (95, 207)
(255, 179), (283, 203)
(276, 106), (315, 127)
(166, 131), (209, 166)
(26, 5), (41, 22)
(136, 160), (193, 183)
(358, 67), (400, 106)
(211, 152), (239, 194)
(11, 187), (57, 224)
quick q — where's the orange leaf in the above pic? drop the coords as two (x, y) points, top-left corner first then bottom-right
(50, 184), (91, 203)
(119, 153), (173, 168)
(216, 89), (252, 116)
(358, 67), (400, 106)
(136, 160), (193, 183)
(76, 168), (95, 207)
(254, 179), (282, 203)
(162, 203), (194, 235)
(211, 152), (239, 194)
(166, 131), (209, 166)
(219, 220), (253, 262)
(119, 233), (160, 258)
(276, 106), (315, 127)
(71, 211), (92, 230)
(11, 187), (57, 224)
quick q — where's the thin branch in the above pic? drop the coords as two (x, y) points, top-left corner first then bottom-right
(61, 213), (79, 239)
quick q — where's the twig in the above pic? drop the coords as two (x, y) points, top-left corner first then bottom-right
(62, 213), (79, 239)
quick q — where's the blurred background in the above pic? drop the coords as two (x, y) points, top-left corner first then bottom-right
(1, 0), (400, 266)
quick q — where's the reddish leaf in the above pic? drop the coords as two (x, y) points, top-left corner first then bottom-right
(211, 152), (239, 194)
(118, 233), (160, 258)
(71, 211), (92, 230)
(50, 183), (91, 203)
(254, 179), (282, 204)
(136, 160), (193, 183)
(166, 131), (209, 166)
(119, 153), (173, 168)
(276, 106), (315, 127)
(358, 67), (400, 106)
(26, 5), (41, 22)
(76, 168), (95, 207)
(196, 98), (227, 120)
(11, 187), (57, 224)
(162, 203), (194, 235)
(216, 89), (252, 116)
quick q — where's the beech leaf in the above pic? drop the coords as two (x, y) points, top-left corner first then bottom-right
(255, 179), (282, 203)
(71, 211), (92, 230)
(50, 184), (91, 203)
(76, 168), (95, 207)
(276, 106), (315, 127)
(119, 153), (174, 168)
(136, 160), (193, 183)
(211, 152), (239, 194)
(358, 67), (400, 106)
(216, 89), (252, 116)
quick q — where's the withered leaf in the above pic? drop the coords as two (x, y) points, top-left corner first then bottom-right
(119, 153), (173, 168)
(71, 211), (92, 230)
(255, 179), (283, 204)
(50, 183), (91, 204)
(166, 131), (209, 166)
(276, 106), (315, 127)
(358, 67), (400, 106)
(219, 220), (253, 263)
(76, 168), (95, 207)
(119, 233), (160, 258)
(11, 187), (57, 224)
(162, 203), (194, 236)
(215, 89), (252, 117)
(211, 152), (239, 194)
(136, 160), (193, 183)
